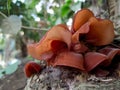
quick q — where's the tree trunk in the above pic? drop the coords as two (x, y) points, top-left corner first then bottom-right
(107, 0), (120, 30)
(24, 66), (120, 90)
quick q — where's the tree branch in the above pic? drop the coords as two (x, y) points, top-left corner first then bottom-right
(21, 26), (48, 31)
(0, 11), (48, 31)
(0, 11), (7, 18)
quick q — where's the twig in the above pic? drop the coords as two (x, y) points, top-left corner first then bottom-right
(21, 26), (48, 31)
(0, 11), (7, 18)
(0, 11), (48, 31)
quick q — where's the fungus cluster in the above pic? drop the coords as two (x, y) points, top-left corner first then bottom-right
(24, 9), (120, 78)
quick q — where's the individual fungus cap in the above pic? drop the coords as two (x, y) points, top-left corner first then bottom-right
(99, 47), (120, 66)
(72, 9), (94, 32)
(27, 24), (72, 60)
(24, 62), (41, 78)
(54, 50), (85, 71)
(85, 17), (115, 46)
(84, 52), (107, 72)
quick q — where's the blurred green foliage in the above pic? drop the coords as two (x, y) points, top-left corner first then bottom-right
(0, 0), (107, 54)
(0, 0), (85, 42)
(0, 0), (94, 57)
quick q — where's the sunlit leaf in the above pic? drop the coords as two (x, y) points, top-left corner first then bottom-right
(0, 15), (22, 35)
(5, 63), (18, 74)
(0, 59), (21, 78)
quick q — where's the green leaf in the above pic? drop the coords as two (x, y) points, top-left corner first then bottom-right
(5, 63), (18, 74)
(0, 59), (21, 78)
(0, 15), (22, 35)
(4, 59), (21, 74)
(61, 5), (70, 17)
(65, 0), (72, 5)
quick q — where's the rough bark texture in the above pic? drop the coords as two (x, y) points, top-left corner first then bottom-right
(25, 66), (120, 90)
(107, 0), (120, 29)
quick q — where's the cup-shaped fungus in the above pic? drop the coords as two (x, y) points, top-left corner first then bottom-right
(72, 9), (94, 32)
(24, 62), (41, 78)
(25, 8), (117, 78)
(27, 24), (72, 60)
(84, 52), (107, 72)
(72, 9), (115, 46)
(99, 47), (120, 66)
(54, 50), (85, 71)
(86, 17), (115, 46)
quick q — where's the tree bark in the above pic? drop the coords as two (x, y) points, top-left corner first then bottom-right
(107, 0), (120, 29)
(24, 66), (120, 90)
